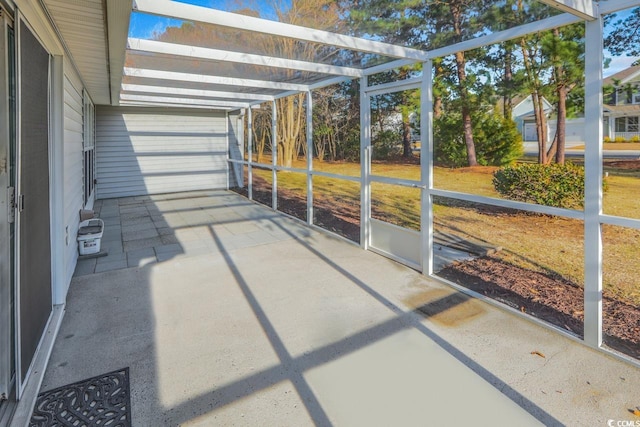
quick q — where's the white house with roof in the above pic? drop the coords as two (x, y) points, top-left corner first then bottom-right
(512, 95), (554, 141)
(603, 64), (640, 140)
(513, 95), (585, 144)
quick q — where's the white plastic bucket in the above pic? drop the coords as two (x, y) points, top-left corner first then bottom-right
(77, 218), (104, 255)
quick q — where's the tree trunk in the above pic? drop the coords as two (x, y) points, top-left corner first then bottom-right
(402, 114), (412, 157)
(456, 53), (478, 166)
(552, 89), (566, 164)
(520, 36), (548, 164)
(503, 45), (513, 120)
(554, 77), (567, 164)
(532, 92), (548, 164)
(450, 2), (478, 166)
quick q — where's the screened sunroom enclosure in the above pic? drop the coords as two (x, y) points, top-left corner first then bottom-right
(119, 0), (640, 363)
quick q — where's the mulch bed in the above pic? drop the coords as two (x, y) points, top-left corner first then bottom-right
(232, 174), (640, 359)
(604, 159), (640, 170)
(439, 256), (640, 359)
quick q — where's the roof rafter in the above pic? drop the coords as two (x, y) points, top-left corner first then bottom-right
(123, 68), (309, 92)
(128, 38), (364, 78)
(120, 101), (235, 110)
(133, 0), (428, 61)
(121, 84), (274, 102)
(120, 93), (251, 108)
(426, 12), (581, 59)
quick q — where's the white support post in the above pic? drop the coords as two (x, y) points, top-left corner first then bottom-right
(272, 100), (278, 211)
(225, 112), (230, 190)
(421, 60), (434, 276)
(306, 91), (313, 226)
(584, 16), (604, 348)
(247, 107), (253, 201)
(360, 76), (371, 249)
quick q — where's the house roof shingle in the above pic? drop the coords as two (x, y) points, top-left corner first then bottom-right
(604, 103), (640, 114)
(604, 64), (640, 86)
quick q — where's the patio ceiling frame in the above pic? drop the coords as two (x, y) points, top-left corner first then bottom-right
(15, 0), (620, 369)
(123, 67), (309, 92)
(120, 2), (595, 109)
(120, 83), (275, 102)
(119, 101), (235, 110)
(132, 0), (429, 62)
(128, 38), (365, 79)
(119, 93), (251, 109)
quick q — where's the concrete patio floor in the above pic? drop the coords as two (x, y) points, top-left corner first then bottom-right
(39, 191), (639, 426)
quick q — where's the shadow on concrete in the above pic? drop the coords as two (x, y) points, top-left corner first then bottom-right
(44, 191), (564, 426)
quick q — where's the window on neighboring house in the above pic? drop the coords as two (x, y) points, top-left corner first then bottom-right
(614, 116), (640, 133)
(634, 93), (640, 104)
(83, 91), (95, 206)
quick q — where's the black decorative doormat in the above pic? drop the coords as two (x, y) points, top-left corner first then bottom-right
(29, 367), (131, 427)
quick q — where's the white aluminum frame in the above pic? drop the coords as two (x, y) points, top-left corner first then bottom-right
(121, 84), (274, 102)
(128, 38), (364, 78)
(360, 75), (370, 249)
(306, 91), (313, 226)
(583, 15), (604, 348)
(123, 67), (309, 92)
(140, 0), (640, 366)
(247, 107), (253, 200)
(120, 94), (251, 109)
(133, 0), (428, 61)
(365, 79), (424, 266)
(271, 100), (277, 210)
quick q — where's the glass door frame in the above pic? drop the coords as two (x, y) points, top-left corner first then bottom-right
(0, 4), (15, 407)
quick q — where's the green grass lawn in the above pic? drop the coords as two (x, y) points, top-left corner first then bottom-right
(248, 159), (640, 305)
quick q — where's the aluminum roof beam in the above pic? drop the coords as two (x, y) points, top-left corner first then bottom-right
(121, 84), (274, 102)
(133, 0), (428, 61)
(120, 93), (251, 109)
(128, 38), (364, 78)
(119, 100), (235, 110)
(427, 12), (582, 59)
(123, 68), (309, 92)
(599, 0), (640, 15)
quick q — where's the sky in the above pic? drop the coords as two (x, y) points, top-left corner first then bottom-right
(127, 0), (638, 77)
(128, 0), (280, 39)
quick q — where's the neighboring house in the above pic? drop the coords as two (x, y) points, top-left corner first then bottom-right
(512, 95), (585, 144)
(512, 95), (554, 141)
(513, 65), (640, 143)
(603, 64), (640, 140)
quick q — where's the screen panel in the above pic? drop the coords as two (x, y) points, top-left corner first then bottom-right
(19, 21), (52, 381)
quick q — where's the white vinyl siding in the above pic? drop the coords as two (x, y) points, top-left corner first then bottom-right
(96, 107), (228, 199)
(62, 69), (84, 286)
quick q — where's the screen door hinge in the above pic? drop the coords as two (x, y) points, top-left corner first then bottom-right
(7, 187), (15, 223)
